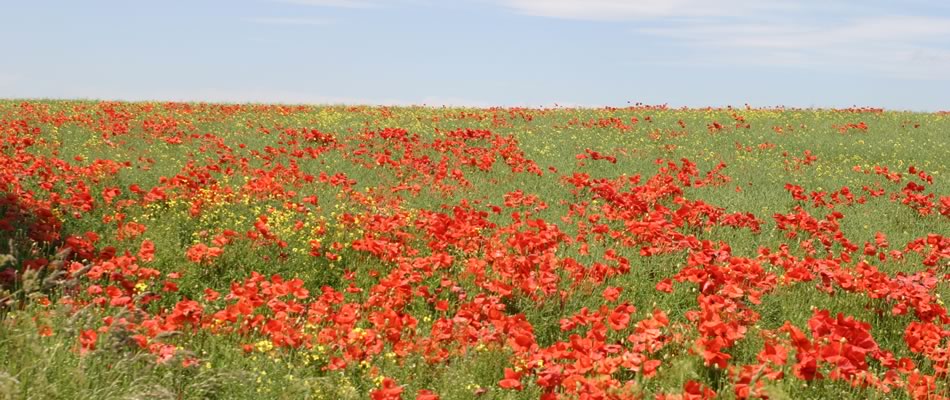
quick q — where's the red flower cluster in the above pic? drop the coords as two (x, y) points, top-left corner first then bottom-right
(0, 101), (946, 399)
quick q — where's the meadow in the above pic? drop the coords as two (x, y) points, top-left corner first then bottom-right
(0, 100), (947, 399)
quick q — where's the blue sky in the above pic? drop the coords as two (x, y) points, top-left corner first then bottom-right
(1, 0), (949, 110)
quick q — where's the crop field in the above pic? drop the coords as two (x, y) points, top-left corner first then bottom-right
(0, 100), (947, 399)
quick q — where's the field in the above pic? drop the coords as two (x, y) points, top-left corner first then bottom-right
(0, 100), (947, 399)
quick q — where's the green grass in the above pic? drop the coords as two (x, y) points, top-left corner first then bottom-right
(0, 100), (947, 399)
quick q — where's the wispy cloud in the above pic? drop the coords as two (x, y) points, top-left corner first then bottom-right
(272, 0), (378, 8)
(501, 0), (788, 20)
(639, 16), (950, 49)
(636, 15), (950, 79)
(498, 0), (950, 80)
(245, 17), (332, 26)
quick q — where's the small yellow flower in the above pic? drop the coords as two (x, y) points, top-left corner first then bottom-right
(255, 340), (274, 353)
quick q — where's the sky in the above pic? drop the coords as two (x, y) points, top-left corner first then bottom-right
(1, 0), (949, 110)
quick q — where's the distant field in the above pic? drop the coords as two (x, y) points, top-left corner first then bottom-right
(0, 100), (947, 399)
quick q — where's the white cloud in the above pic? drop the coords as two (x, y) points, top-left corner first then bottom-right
(245, 17), (332, 25)
(499, 0), (950, 80)
(501, 0), (787, 20)
(272, 0), (377, 8)
(640, 16), (950, 49)
(636, 16), (950, 79)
